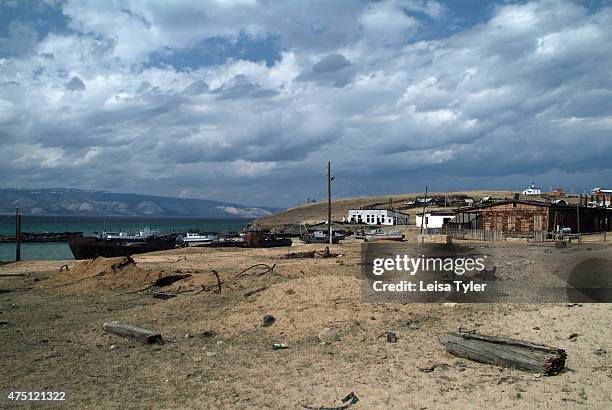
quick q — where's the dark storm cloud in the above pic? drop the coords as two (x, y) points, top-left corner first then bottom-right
(297, 54), (356, 87)
(64, 75), (85, 90)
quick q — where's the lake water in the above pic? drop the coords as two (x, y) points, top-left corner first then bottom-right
(0, 214), (252, 261)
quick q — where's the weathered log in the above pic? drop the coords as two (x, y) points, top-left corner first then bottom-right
(103, 322), (162, 344)
(439, 331), (566, 375)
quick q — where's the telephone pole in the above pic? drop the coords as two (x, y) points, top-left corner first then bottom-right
(420, 186), (428, 234)
(327, 161), (333, 245)
(15, 207), (21, 262)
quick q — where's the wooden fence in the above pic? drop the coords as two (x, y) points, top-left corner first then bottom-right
(446, 228), (505, 242)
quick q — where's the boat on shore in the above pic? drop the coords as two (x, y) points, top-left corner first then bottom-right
(364, 228), (405, 242)
(200, 230), (292, 248)
(177, 232), (219, 247)
(68, 227), (177, 259)
(301, 230), (342, 244)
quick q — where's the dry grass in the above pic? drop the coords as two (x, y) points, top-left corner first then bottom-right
(1, 239), (611, 408)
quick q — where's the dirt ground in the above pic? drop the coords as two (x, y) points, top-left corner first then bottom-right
(1, 237), (611, 409)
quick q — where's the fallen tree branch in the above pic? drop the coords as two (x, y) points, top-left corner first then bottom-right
(303, 392), (359, 410)
(244, 286), (267, 298)
(232, 263), (275, 278)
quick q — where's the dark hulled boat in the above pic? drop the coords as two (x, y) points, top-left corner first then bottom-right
(67, 229), (177, 260)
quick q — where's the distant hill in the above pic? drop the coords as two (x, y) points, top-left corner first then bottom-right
(0, 188), (282, 218)
(251, 190), (517, 228)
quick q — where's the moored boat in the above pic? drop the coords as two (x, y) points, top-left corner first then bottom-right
(364, 228), (404, 242)
(68, 227), (177, 259)
(177, 232), (219, 247)
(302, 230), (341, 244)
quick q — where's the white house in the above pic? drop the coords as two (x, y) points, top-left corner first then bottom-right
(346, 209), (409, 225)
(522, 182), (541, 195)
(415, 211), (456, 229)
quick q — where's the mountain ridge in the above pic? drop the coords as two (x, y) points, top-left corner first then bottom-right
(0, 188), (282, 218)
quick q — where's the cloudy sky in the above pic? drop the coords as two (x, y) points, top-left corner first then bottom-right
(1, 0), (612, 207)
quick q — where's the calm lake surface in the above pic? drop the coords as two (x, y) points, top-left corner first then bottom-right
(0, 214), (252, 261)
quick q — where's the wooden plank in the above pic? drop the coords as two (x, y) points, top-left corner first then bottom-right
(102, 322), (162, 344)
(439, 331), (566, 375)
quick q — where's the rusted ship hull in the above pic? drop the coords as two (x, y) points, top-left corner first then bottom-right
(68, 235), (177, 260)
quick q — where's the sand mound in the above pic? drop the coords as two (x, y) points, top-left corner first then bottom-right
(47, 256), (190, 294)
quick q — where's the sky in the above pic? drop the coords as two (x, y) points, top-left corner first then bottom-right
(1, 0), (612, 207)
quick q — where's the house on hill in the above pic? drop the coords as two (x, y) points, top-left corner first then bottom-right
(522, 182), (541, 195)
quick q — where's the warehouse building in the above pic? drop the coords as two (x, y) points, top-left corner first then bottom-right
(454, 200), (612, 235)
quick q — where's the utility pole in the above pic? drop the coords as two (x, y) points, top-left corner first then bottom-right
(15, 207), (21, 262)
(576, 202), (580, 241)
(420, 186), (428, 234)
(327, 161), (334, 245)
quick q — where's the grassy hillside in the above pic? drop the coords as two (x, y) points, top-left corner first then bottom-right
(252, 190), (517, 228)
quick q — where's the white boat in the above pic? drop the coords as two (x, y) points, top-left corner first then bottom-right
(96, 226), (160, 241)
(178, 232), (219, 246)
(364, 228), (404, 242)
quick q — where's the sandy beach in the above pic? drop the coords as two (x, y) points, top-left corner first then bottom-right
(1, 233), (611, 408)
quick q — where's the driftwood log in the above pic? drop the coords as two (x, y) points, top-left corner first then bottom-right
(439, 331), (566, 375)
(103, 322), (162, 344)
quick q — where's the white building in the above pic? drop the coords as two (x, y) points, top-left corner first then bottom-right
(346, 209), (409, 225)
(415, 211), (456, 229)
(522, 182), (541, 195)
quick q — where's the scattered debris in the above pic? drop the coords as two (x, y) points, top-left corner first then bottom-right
(568, 333), (579, 342)
(318, 327), (340, 344)
(59, 264), (69, 272)
(102, 321), (162, 344)
(284, 247), (338, 259)
(273, 342), (288, 350)
(210, 269), (222, 294)
(416, 363), (449, 373)
(153, 292), (177, 300)
(262, 314), (276, 327)
(233, 263), (275, 278)
(0, 286), (33, 293)
(197, 330), (217, 339)
(376, 331), (397, 343)
(594, 348), (607, 356)
(303, 392), (359, 410)
(129, 274), (192, 294)
(439, 331), (566, 375)
(406, 320), (422, 330)
(152, 274), (192, 288)
(244, 286), (267, 298)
